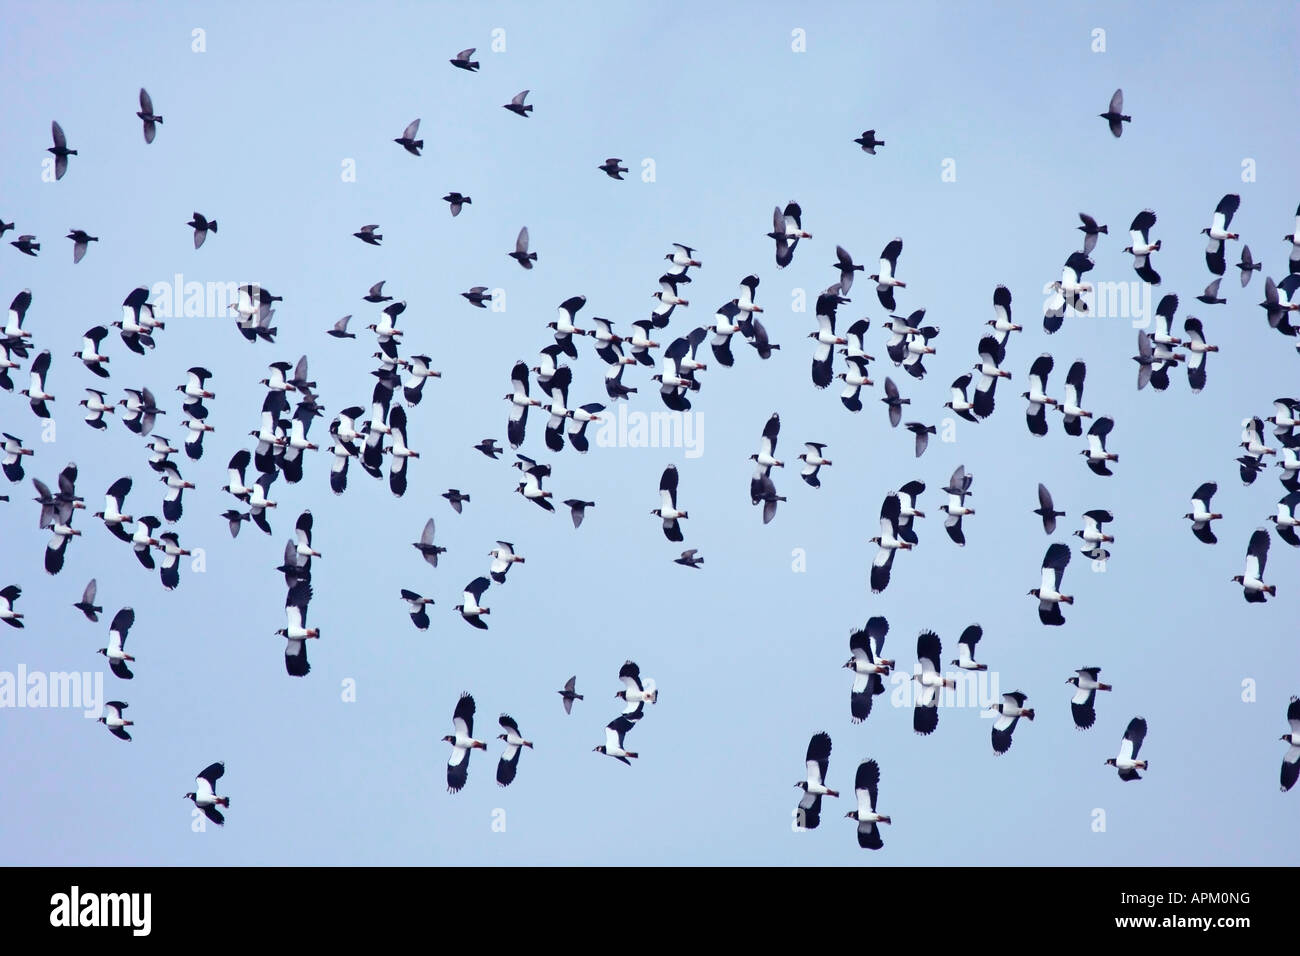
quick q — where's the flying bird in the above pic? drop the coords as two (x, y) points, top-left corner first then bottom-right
(794, 732), (838, 829)
(503, 90), (533, 116)
(394, 118), (423, 155)
(444, 693), (487, 792)
(136, 88), (162, 143)
(48, 121), (77, 179)
(449, 48), (479, 71)
(184, 762), (230, 824)
(1099, 88), (1130, 137)
(188, 213), (217, 249)
(1106, 717), (1149, 781)
(1066, 668), (1112, 730)
(496, 715), (533, 787)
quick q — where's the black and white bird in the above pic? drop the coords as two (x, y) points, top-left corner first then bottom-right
(184, 762), (230, 825)
(443, 693), (487, 793)
(794, 732), (838, 829)
(549, 295), (587, 358)
(870, 493), (914, 593)
(393, 118), (423, 155)
(157, 460), (194, 523)
(1125, 209), (1162, 285)
(1022, 354), (1057, 436)
(837, 355), (874, 412)
(894, 480), (925, 546)
(650, 274), (690, 328)
(1056, 360), (1092, 436)
(652, 465), (688, 542)
(2, 433), (33, 482)
(1066, 668), (1112, 730)
(1099, 88), (1130, 137)
(972, 335), (1011, 419)
(845, 617), (891, 724)
(1034, 483), (1065, 535)
(617, 660), (658, 708)
(1233, 527), (1275, 603)
(1074, 509), (1115, 562)
(1030, 543), (1073, 626)
(809, 289), (848, 388)
(1044, 252), (1094, 333)
(939, 477), (975, 546)
(1271, 492), (1300, 547)
(73, 578), (101, 621)
(412, 518), (446, 567)
(950, 624), (987, 671)
(1279, 697), (1300, 792)
(844, 759), (890, 849)
(136, 87), (162, 143)
(558, 676), (582, 714)
(489, 541), (525, 584)
(455, 577), (491, 629)
(1202, 193), (1241, 276)
(987, 284), (1022, 343)
(120, 387), (164, 436)
(1082, 416), (1118, 476)
(98, 607), (135, 679)
(94, 476), (134, 542)
(664, 242), (702, 278)
(506, 360), (541, 449)
(99, 700), (133, 741)
(798, 442), (831, 488)
(496, 715), (533, 787)
(22, 350), (54, 419)
(1182, 318), (1217, 393)
(1106, 717), (1149, 782)
(399, 589), (434, 630)
(1185, 482), (1222, 544)
(912, 630), (956, 736)
(989, 692), (1034, 754)
(0, 585), (23, 628)
(944, 373), (977, 423)
(595, 714), (639, 766)
(278, 581), (318, 676)
(1077, 213), (1108, 254)
(868, 238), (905, 311)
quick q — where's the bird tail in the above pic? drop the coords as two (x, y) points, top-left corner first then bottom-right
(524, 105), (534, 113)
(414, 140), (424, 149)
(524, 741), (534, 749)
(574, 694), (584, 701)
(1152, 240), (1162, 252)
(217, 797), (230, 807)
(1098, 683), (1112, 692)
(1099, 225), (1109, 234)
(527, 253), (538, 261)
(1024, 709), (1035, 721)
(626, 751), (638, 759)
(209, 222), (217, 233)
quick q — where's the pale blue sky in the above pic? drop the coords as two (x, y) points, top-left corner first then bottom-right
(1, 1), (1299, 865)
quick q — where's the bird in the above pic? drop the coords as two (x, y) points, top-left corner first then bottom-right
(514, 462), (553, 511)
(1074, 510), (1115, 560)
(0, 585), (23, 628)
(220, 509), (249, 538)
(473, 438), (502, 460)
(399, 589), (434, 630)
(674, 549), (703, 569)
(973, 335), (1012, 419)
(1031, 543), (1073, 626)
(558, 676), (582, 714)
(442, 192), (471, 216)
(394, 118), (423, 155)
(868, 238), (905, 311)
(496, 716), (533, 787)
(838, 356), (874, 412)
(912, 630), (956, 736)
(462, 286), (490, 308)
(652, 465), (687, 542)
(66, 229), (98, 264)
(881, 376), (909, 427)
(1044, 252), (1094, 332)
(845, 617), (891, 724)
(73, 579), (101, 622)
(844, 759), (890, 849)
(987, 284), (1022, 343)
(354, 224), (382, 246)
(1182, 318), (1217, 392)
(506, 361), (541, 449)
(598, 158), (628, 180)
(74, 327), (111, 379)
(187, 213), (217, 249)
(895, 480), (926, 545)
(99, 701), (133, 741)
(767, 202), (811, 269)
(1279, 697), (1300, 792)
(563, 499), (595, 528)
(1202, 194), (1241, 275)
(503, 90), (533, 116)
(48, 121), (77, 179)
(1082, 416), (1118, 476)
(277, 581), (319, 677)
(1271, 491), (1300, 547)
(326, 315), (355, 339)
(853, 130), (885, 154)
(794, 732), (838, 829)
(94, 476), (134, 542)
(509, 226), (536, 269)
(595, 714), (639, 766)
(1106, 717), (1149, 781)
(832, 245), (864, 295)
(1066, 668), (1112, 730)
(651, 274), (690, 328)
(1233, 527), (1275, 603)
(1057, 360), (1092, 436)
(412, 518), (446, 567)
(664, 243), (702, 277)
(1125, 209), (1162, 285)
(944, 373), (978, 423)
(136, 87), (162, 142)
(22, 350), (54, 419)
(870, 493), (914, 593)
(989, 692), (1035, 754)
(80, 389), (114, 429)
(2, 433), (33, 482)
(940, 478), (975, 546)
(1077, 213), (1108, 254)
(1238, 245), (1262, 287)
(798, 442), (832, 488)
(489, 541), (525, 584)
(950, 624), (987, 671)
(617, 660), (658, 707)
(449, 47), (479, 70)
(1019, 353), (1057, 438)
(184, 762), (230, 824)
(454, 577), (491, 629)
(549, 295), (587, 356)
(1099, 88), (1130, 137)
(1196, 278), (1227, 306)
(1034, 483), (1065, 535)
(98, 608), (136, 679)
(1185, 481), (1222, 544)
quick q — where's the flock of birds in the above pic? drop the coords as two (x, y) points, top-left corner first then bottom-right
(5, 63), (1300, 855)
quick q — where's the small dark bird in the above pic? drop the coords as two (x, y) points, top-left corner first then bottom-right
(10, 235), (39, 256)
(881, 376), (909, 428)
(73, 578), (102, 621)
(462, 286), (490, 308)
(509, 227), (536, 268)
(394, 119), (423, 156)
(354, 225), (382, 246)
(1034, 483), (1065, 535)
(674, 549), (703, 569)
(363, 281), (392, 303)
(563, 499), (594, 528)
(1196, 278), (1226, 306)
(833, 245), (864, 295)
(66, 230), (98, 264)
(1099, 89), (1130, 137)
(220, 509), (250, 538)
(442, 192), (471, 217)
(48, 121), (77, 180)
(449, 48), (480, 71)
(558, 676), (583, 714)
(598, 158), (628, 180)
(136, 88), (162, 143)
(443, 489), (470, 513)
(853, 130), (884, 154)
(326, 315), (355, 339)
(1237, 246), (1261, 287)
(187, 213), (217, 249)
(503, 90), (533, 117)
(1077, 213), (1108, 254)
(904, 422), (936, 458)
(473, 439), (502, 460)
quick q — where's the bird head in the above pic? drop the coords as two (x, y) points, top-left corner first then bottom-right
(441, 735), (455, 745)
(1066, 677), (1079, 686)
